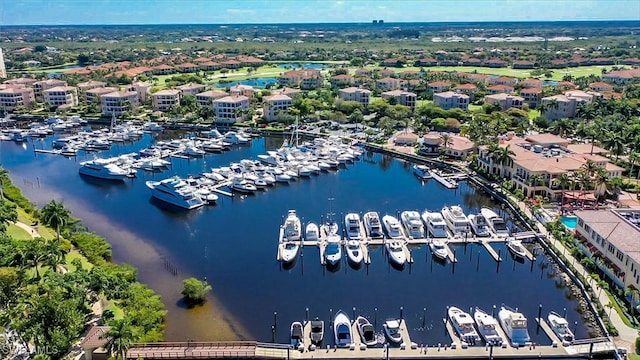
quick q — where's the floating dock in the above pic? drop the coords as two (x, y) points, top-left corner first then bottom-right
(430, 170), (459, 189)
(480, 239), (502, 262)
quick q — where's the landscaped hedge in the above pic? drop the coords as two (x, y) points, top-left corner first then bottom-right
(0, 170), (35, 213)
(69, 232), (112, 265)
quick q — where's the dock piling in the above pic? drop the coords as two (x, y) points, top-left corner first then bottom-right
(422, 308), (426, 328)
(537, 304), (543, 333)
(273, 311), (278, 337)
(563, 307), (567, 319)
(476, 251), (480, 271)
(374, 307), (377, 328)
(352, 307), (356, 323)
(400, 306), (403, 320)
(305, 307), (309, 325)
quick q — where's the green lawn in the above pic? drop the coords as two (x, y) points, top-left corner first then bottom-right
(7, 223), (32, 240)
(65, 250), (93, 271)
(103, 299), (125, 320)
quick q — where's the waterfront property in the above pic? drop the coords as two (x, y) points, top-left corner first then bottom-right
(152, 89), (181, 112)
(338, 87), (371, 108)
(433, 91), (469, 111)
(263, 93), (293, 122)
(540, 90), (602, 120)
(100, 91), (139, 117)
(0, 86), (35, 112)
(381, 89), (417, 111)
(43, 85), (78, 108)
(484, 93), (524, 110)
(213, 95), (250, 125)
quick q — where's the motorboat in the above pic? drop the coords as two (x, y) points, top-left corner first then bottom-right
(473, 307), (504, 346)
(280, 242), (299, 264)
(333, 310), (352, 348)
(282, 210), (302, 242)
(305, 223), (319, 241)
(290, 321), (304, 349)
(498, 305), (531, 346)
(344, 213), (362, 240)
(324, 233), (342, 266)
(355, 316), (377, 347)
(201, 128), (223, 139)
(429, 239), (448, 260)
(79, 159), (132, 181)
(441, 205), (471, 235)
(400, 211), (425, 239)
(386, 240), (406, 266)
(468, 213), (491, 237)
(363, 211), (384, 239)
(229, 178), (257, 194)
(448, 306), (481, 345)
(345, 240), (363, 265)
(506, 238), (527, 258)
(422, 211), (448, 238)
(310, 318), (324, 345)
(142, 122), (163, 131)
(146, 177), (206, 210)
(412, 164), (432, 179)
(223, 131), (249, 144)
(382, 215), (404, 240)
(182, 146), (206, 157)
(383, 319), (402, 344)
(548, 311), (575, 345)
(480, 207), (510, 238)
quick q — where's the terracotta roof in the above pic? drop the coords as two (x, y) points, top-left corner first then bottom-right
(574, 210), (640, 263)
(525, 133), (568, 145)
(428, 81), (451, 87)
(448, 135), (475, 152)
(519, 87), (543, 94)
(80, 326), (111, 349)
(454, 83), (477, 90)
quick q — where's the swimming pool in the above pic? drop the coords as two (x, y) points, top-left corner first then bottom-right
(561, 216), (577, 230)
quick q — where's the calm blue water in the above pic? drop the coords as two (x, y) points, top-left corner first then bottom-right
(277, 63), (332, 69)
(215, 77), (278, 88)
(0, 134), (591, 345)
(561, 216), (578, 230)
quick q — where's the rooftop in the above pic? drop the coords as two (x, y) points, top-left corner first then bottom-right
(574, 209), (640, 263)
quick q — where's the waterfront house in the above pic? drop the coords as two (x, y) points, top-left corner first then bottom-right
(43, 86), (78, 108)
(213, 95), (250, 125)
(0, 86), (35, 112)
(394, 132), (419, 145)
(33, 79), (67, 99)
(418, 132), (475, 158)
(100, 91), (139, 117)
(196, 90), (228, 108)
(263, 93), (293, 121)
(86, 87), (119, 104)
(152, 89), (181, 112)
(433, 91), (469, 110)
(484, 93), (524, 110)
(338, 87), (371, 108)
(381, 89), (417, 111)
(127, 82), (153, 101)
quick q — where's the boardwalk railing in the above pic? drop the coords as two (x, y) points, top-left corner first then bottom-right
(126, 341), (258, 359)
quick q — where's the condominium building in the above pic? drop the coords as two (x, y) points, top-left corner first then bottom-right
(33, 79), (67, 99)
(196, 90), (228, 108)
(279, 69), (323, 90)
(330, 74), (354, 88)
(433, 91), (469, 110)
(519, 88), (543, 108)
(477, 133), (624, 200)
(127, 82), (153, 101)
(486, 85), (514, 95)
(100, 91), (139, 116)
(76, 80), (106, 94)
(229, 84), (255, 99)
(152, 89), (181, 112)
(376, 77), (401, 91)
(381, 90), (417, 111)
(338, 87), (371, 108)
(541, 90), (602, 120)
(0, 86), (35, 112)
(263, 94), (293, 121)
(573, 209), (640, 294)
(484, 93), (524, 110)
(4, 77), (37, 87)
(85, 87), (119, 104)
(43, 86), (78, 108)
(427, 81), (451, 92)
(176, 82), (206, 96)
(213, 95), (250, 125)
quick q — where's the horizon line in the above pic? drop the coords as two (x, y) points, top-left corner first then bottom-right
(3, 19), (639, 27)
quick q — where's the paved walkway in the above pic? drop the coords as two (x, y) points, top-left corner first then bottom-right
(13, 221), (41, 238)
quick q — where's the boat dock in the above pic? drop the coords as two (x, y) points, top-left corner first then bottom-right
(480, 239), (502, 262)
(534, 317), (563, 346)
(430, 170), (459, 189)
(210, 180), (234, 197)
(443, 241), (458, 263)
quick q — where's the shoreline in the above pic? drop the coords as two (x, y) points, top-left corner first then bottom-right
(12, 174), (249, 341)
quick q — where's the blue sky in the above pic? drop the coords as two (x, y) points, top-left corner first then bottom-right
(1, 0), (638, 25)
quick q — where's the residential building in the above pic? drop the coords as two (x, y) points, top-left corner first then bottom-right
(196, 90), (228, 108)
(453, 83), (477, 97)
(477, 133), (624, 200)
(519, 87), (543, 108)
(486, 84), (514, 95)
(338, 87), (371, 108)
(213, 95), (250, 125)
(376, 77), (401, 91)
(354, 68), (372, 77)
(573, 209), (640, 295)
(176, 82), (206, 96)
(152, 89), (181, 112)
(127, 82), (153, 101)
(33, 79), (67, 99)
(588, 82), (614, 92)
(512, 60), (535, 69)
(489, 76), (517, 86)
(263, 93), (293, 121)
(0, 48), (5, 79)
(394, 132), (419, 145)
(152, 64), (175, 75)
(427, 81), (452, 92)
(541, 90), (602, 120)
(100, 91), (139, 117)
(602, 69), (640, 84)
(418, 132), (475, 158)
(175, 63), (199, 73)
(279, 69), (323, 89)
(484, 93), (524, 110)
(433, 91), (469, 110)
(43, 86), (78, 108)
(229, 84), (255, 99)
(378, 69), (396, 78)
(77, 80), (106, 94)
(330, 74), (354, 88)
(520, 78), (543, 88)
(0, 86), (35, 112)
(199, 61), (222, 71)
(85, 87), (118, 104)
(381, 89), (417, 111)
(4, 77), (37, 87)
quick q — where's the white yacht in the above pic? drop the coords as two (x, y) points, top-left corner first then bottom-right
(324, 233), (342, 266)
(468, 213), (491, 237)
(386, 240), (406, 266)
(344, 213), (362, 241)
(333, 310), (353, 348)
(382, 215), (404, 240)
(345, 240), (363, 265)
(547, 311), (575, 345)
(229, 178), (257, 194)
(430, 239), (448, 260)
(480, 207), (510, 238)
(498, 305), (531, 346)
(400, 210), (425, 239)
(280, 242), (299, 264)
(473, 307), (504, 346)
(146, 177), (206, 210)
(412, 164), (432, 179)
(282, 210), (302, 242)
(79, 159), (132, 181)
(448, 306), (482, 345)
(355, 316), (377, 347)
(305, 223), (319, 241)
(223, 131), (249, 144)
(363, 211), (384, 239)
(506, 238), (527, 258)
(422, 211), (448, 238)
(441, 205), (471, 235)
(142, 122), (163, 131)
(383, 319), (403, 344)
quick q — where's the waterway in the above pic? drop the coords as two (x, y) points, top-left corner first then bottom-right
(0, 133), (593, 346)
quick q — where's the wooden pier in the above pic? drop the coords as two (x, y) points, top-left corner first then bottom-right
(210, 180), (234, 197)
(480, 239), (502, 262)
(443, 241), (457, 263)
(535, 317), (562, 346)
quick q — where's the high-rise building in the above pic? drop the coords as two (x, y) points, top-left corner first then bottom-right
(0, 48), (6, 79)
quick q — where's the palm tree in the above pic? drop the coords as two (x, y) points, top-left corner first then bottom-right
(594, 167), (611, 198)
(41, 239), (68, 273)
(528, 173), (545, 197)
(549, 118), (575, 137)
(581, 160), (600, 177)
(602, 131), (626, 160)
(103, 318), (135, 360)
(493, 144), (515, 177)
(624, 286), (640, 317)
(40, 200), (71, 241)
(628, 152), (640, 181)
(440, 133), (453, 154)
(574, 170), (593, 208)
(553, 173), (572, 205)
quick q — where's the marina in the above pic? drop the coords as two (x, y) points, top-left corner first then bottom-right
(0, 131), (600, 347)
